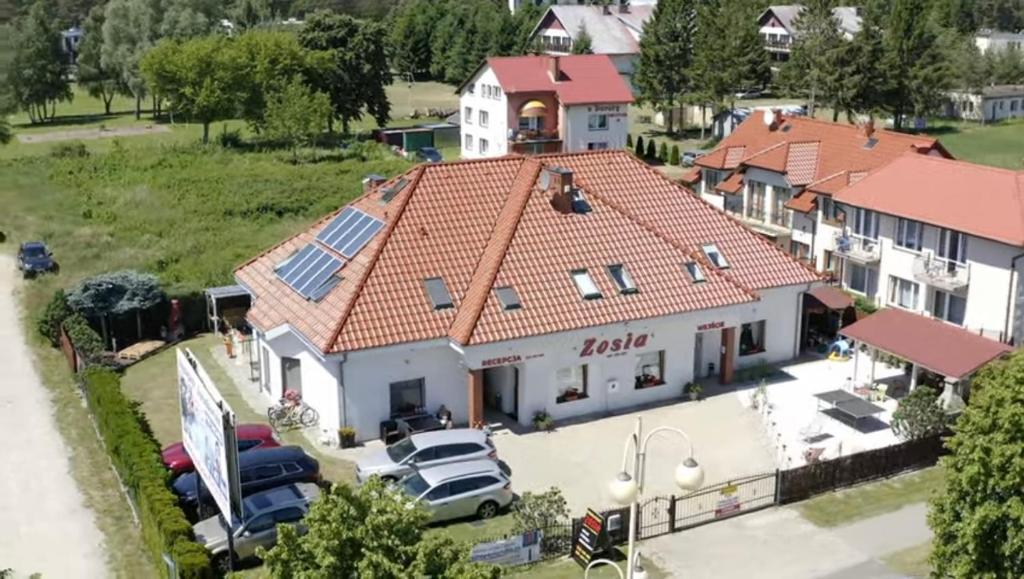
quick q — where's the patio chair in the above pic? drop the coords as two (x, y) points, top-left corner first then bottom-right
(872, 383), (889, 402)
(799, 421), (823, 441)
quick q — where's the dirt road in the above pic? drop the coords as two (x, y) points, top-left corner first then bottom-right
(0, 255), (107, 578)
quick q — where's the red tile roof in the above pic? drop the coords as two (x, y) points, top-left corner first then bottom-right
(237, 151), (821, 354)
(695, 115), (949, 193)
(833, 154), (1024, 246)
(785, 191), (817, 213)
(486, 54), (634, 106)
(807, 285), (853, 310)
(840, 308), (1012, 379)
(680, 167), (701, 184)
(717, 172), (744, 194)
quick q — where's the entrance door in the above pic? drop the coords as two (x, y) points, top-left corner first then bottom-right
(693, 333), (704, 380)
(281, 357), (302, 395)
(483, 366), (518, 419)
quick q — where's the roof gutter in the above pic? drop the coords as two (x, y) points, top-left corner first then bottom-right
(1003, 251), (1024, 344)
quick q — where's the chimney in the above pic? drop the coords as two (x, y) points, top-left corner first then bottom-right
(548, 56), (560, 82)
(773, 109), (784, 128)
(863, 118), (875, 139)
(362, 174), (386, 192)
(547, 167), (574, 214)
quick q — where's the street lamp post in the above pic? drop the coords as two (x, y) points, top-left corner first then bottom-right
(607, 416), (704, 579)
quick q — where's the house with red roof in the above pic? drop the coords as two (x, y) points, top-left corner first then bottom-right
(682, 111), (950, 275)
(831, 153), (1024, 345)
(458, 54), (633, 159)
(235, 151), (821, 443)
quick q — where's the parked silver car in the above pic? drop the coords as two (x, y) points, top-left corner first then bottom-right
(355, 428), (496, 483)
(399, 459), (514, 523)
(192, 482), (320, 571)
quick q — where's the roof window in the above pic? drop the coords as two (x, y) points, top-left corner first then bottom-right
(702, 244), (729, 269)
(571, 269), (602, 300)
(684, 261), (706, 283)
(863, 137), (879, 150)
(495, 286), (522, 311)
(607, 264), (638, 295)
(424, 277), (454, 310)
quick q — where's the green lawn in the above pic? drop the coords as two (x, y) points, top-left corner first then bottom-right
(797, 467), (945, 528)
(925, 118), (1024, 169)
(507, 551), (667, 579)
(882, 541), (932, 578)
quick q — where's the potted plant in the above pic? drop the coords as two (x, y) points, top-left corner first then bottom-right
(687, 383), (704, 401)
(338, 427), (356, 448)
(532, 409), (555, 432)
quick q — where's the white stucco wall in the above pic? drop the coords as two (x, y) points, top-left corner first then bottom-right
(562, 103), (630, 152)
(459, 67), (510, 159)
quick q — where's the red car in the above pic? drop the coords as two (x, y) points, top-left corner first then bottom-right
(162, 424), (280, 477)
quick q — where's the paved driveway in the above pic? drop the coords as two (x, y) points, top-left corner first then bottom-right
(0, 255), (107, 578)
(491, 393), (776, 513)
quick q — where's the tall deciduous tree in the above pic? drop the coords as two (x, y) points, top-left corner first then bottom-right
(635, 0), (699, 135)
(780, 0), (844, 119)
(299, 10), (391, 133)
(7, 0), (73, 123)
(77, 5), (121, 115)
(259, 478), (499, 578)
(263, 78), (331, 157)
(158, 0), (222, 39)
(102, 0), (160, 119)
(141, 36), (243, 143)
(231, 0), (271, 30)
(929, 350), (1024, 577)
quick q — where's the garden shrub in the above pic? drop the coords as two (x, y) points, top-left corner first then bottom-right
(670, 144), (680, 166)
(658, 142), (668, 162)
(645, 139), (656, 159)
(626, 133), (633, 149)
(64, 312), (105, 365)
(50, 141), (89, 159)
(634, 136), (644, 158)
(37, 289), (74, 347)
(80, 368), (211, 578)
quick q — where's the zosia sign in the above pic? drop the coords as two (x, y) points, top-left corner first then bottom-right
(580, 332), (650, 357)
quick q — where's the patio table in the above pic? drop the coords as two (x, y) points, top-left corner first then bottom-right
(814, 389), (885, 425)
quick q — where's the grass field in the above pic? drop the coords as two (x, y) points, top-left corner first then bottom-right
(882, 541), (932, 578)
(797, 467), (944, 528)
(925, 118), (1024, 169)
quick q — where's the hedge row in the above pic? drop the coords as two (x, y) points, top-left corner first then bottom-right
(80, 368), (211, 578)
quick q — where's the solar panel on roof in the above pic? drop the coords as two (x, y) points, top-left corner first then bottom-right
(316, 207), (384, 257)
(275, 244), (344, 301)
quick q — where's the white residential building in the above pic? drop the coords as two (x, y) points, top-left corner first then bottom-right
(758, 5), (862, 65)
(975, 29), (1024, 54)
(457, 54), (633, 159)
(945, 85), (1024, 123)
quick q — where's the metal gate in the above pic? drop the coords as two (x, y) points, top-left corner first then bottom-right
(637, 495), (675, 539)
(673, 471), (778, 531)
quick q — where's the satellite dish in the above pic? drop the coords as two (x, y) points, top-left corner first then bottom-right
(762, 109), (774, 126)
(539, 170), (551, 190)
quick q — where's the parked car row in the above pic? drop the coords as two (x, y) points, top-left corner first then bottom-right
(356, 428), (514, 524)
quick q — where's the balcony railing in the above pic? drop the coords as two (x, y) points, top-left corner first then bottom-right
(833, 231), (881, 264)
(510, 129), (561, 144)
(912, 253), (970, 292)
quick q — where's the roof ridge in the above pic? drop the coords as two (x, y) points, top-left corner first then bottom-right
(325, 165), (428, 353)
(740, 140), (789, 164)
(908, 151), (1024, 175)
(789, 116), (937, 144)
(449, 158), (542, 345)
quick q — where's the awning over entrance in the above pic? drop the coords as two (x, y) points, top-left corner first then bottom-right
(807, 285), (853, 311)
(519, 100), (547, 118)
(840, 308), (1012, 380)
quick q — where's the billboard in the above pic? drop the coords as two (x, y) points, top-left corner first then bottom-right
(177, 348), (240, 521)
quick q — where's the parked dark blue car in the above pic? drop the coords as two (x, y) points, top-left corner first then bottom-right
(416, 147), (443, 163)
(17, 241), (57, 278)
(172, 446), (320, 520)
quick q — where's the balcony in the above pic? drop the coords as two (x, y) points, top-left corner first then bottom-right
(509, 130), (562, 155)
(913, 253), (970, 292)
(833, 232), (881, 264)
(763, 39), (792, 52)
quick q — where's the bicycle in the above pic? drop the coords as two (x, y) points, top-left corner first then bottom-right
(268, 390), (319, 431)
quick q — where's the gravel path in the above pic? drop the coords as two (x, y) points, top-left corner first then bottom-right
(0, 255), (107, 578)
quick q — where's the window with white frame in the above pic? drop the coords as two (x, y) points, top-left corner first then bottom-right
(703, 170), (723, 192)
(479, 138), (489, 154)
(740, 320), (766, 356)
(820, 196), (840, 222)
(479, 110), (489, 128)
(464, 134), (473, 150)
(483, 85), (491, 98)
(556, 364), (588, 403)
(747, 181), (767, 222)
(571, 269), (602, 300)
(852, 207), (878, 239)
(896, 218), (924, 251)
(464, 106), (472, 124)
(932, 290), (966, 325)
(587, 142), (608, 150)
(588, 114), (609, 131)
(888, 276), (920, 309)
(607, 264), (638, 294)
(684, 261), (706, 283)
(635, 350), (665, 389)
(847, 263), (877, 295)
(772, 187), (792, 227)
(702, 244), (729, 268)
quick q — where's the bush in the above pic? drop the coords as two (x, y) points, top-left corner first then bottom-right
(625, 133), (633, 149)
(216, 126), (243, 148)
(670, 144), (680, 166)
(853, 294), (878, 314)
(634, 136), (644, 158)
(64, 312), (105, 365)
(37, 289), (74, 347)
(645, 139), (656, 159)
(50, 141), (89, 159)
(658, 142), (669, 162)
(892, 385), (948, 441)
(80, 368), (211, 578)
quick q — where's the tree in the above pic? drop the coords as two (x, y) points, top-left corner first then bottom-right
(77, 5), (121, 115)
(658, 141), (668, 162)
(571, 22), (593, 54)
(141, 36), (243, 143)
(67, 270), (165, 346)
(634, 0), (698, 135)
(299, 11), (392, 133)
(692, 0), (770, 123)
(102, 0), (160, 119)
(7, 0), (73, 123)
(780, 0), (844, 119)
(263, 78), (331, 157)
(891, 385), (949, 441)
(645, 138), (656, 159)
(634, 135), (644, 157)
(882, 0), (953, 129)
(670, 144), (680, 166)
(428, 0), (514, 84)
(625, 133), (633, 149)
(231, 0), (271, 30)
(929, 350), (1024, 577)
(990, 46), (1024, 85)
(841, 0), (889, 119)
(260, 478), (498, 578)
(388, 0), (440, 81)
(158, 0), (222, 39)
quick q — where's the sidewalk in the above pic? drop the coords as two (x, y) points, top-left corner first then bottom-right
(644, 502), (931, 579)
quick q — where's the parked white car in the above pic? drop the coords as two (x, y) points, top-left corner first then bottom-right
(399, 460), (514, 523)
(355, 428), (496, 483)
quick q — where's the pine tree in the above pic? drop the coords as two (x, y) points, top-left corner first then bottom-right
(634, 135), (644, 157)
(781, 0), (845, 118)
(693, 0), (770, 118)
(658, 141), (668, 162)
(626, 133), (633, 149)
(634, 0), (698, 135)
(645, 138), (656, 159)
(883, 0), (953, 129)
(842, 0), (889, 119)
(670, 144), (680, 166)
(571, 22), (593, 54)
(389, 0), (439, 81)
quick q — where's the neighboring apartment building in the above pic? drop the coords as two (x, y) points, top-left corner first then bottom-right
(509, 0), (656, 14)
(830, 154), (1024, 344)
(975, 29), (1024, 54)
(526, 4), (654, 83)
(945, 85), (1024, 123)
(235, 151), (821, 443)
(758, 5), (862, 64)
(457, 54), (633, 159)
(682, 112), (950, 270)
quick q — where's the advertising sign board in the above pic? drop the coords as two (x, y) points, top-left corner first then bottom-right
(469, 530), (543, 566)
(572, 509), (607, 568)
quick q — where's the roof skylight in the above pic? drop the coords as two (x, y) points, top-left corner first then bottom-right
(684, 261), (706, 283)
(495, 286), (522, 311)
(571, 269), (602, 300)
(424, 277), (454, 310)
(607, 264), (638, 295)
(702, 244), (729, 269)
